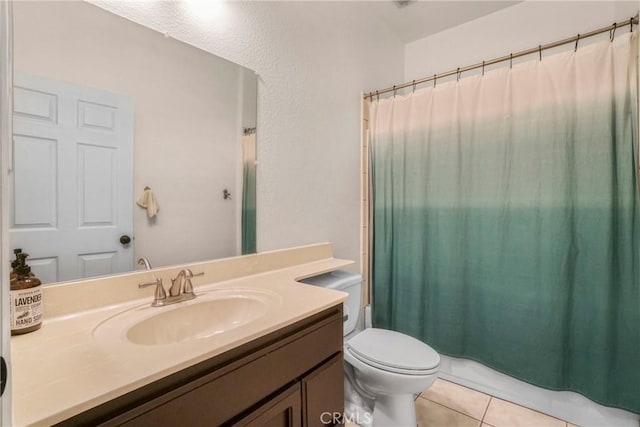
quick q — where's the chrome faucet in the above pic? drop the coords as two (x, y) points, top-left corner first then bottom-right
(138, 268), (204, 307)
(137, 257), (152, 270)
(169, 268), (202, 297)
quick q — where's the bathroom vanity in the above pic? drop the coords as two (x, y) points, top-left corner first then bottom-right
(63, 306), (343, 426)
(10, 244), (350, 427)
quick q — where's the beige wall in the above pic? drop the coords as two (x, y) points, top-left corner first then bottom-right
(405, 2), (639, 82)
(13, 1), (246, 269)
(87, 1), (405, 270)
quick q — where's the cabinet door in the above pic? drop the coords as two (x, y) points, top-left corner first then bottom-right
(302, 354), (344, 427)
(231, 383), (301, 427)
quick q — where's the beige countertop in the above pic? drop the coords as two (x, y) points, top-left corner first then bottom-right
(11, 253), (352, 426)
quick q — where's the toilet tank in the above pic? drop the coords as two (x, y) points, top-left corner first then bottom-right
(300, 270), (362, 336)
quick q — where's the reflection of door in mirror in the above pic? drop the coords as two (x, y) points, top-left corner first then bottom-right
(12, 73), (134, 283)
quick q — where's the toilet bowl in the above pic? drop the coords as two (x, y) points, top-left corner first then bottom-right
(344, 327), (439, 426)
(300, 271), (440, 427)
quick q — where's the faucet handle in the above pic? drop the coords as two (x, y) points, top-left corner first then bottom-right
(183, 271), (204, 294)
(138, 278), (167, 306)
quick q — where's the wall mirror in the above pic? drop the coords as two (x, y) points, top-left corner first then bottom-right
(10, 1), (257, 285)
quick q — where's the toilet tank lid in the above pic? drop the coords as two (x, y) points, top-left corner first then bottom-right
(346, 328), (440, 371)
(299, 270), (362, 290)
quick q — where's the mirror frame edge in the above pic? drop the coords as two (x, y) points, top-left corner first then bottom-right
(0, 0), (13, 423)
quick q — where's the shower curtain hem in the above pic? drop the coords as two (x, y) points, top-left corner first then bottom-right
(437, 351), (639, 415)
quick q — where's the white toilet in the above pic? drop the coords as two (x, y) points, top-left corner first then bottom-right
(301, 271), (440, 427)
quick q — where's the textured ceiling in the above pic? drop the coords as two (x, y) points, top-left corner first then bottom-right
(368, 1), (520, 43)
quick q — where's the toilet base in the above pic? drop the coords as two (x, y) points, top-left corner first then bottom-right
(372, 394), (416, 427)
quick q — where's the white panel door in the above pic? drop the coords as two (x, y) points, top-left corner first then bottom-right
(11, 74), (134, 283)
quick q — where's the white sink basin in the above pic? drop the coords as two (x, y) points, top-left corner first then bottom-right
(93, 288), (280, 346)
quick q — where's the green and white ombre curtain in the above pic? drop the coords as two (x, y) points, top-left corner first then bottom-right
(370, 32), (639, 412)
(242, 132), (257, 255)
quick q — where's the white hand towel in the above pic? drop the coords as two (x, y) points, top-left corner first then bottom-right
(137, 187), (159, 218)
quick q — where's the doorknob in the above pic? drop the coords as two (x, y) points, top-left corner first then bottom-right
(1, 356), (7, 397)
(120, 235), (132, 245)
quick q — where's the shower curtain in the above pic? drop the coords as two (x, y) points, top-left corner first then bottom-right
(242, 132), (257, 254)
(370, 33), (639, 413)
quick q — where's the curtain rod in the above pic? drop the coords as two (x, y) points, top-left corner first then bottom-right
(364, 14), (639, 100)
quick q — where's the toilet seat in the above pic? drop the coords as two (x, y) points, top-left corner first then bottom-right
(345, 328), (440, 375)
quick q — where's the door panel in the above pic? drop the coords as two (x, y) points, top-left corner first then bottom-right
(11, 73), (134, 283)
(78, 100), (117, 132)
(302, 354), (344, 427)
(78, 143), (116, 226)
(78, 251), (117, 278)
(13, 86), (57, 123)
(12, 134), (57, 227)
(28, 257), (58, 284)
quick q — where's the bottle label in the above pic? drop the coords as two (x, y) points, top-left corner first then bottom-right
(10, 287), (42, 331)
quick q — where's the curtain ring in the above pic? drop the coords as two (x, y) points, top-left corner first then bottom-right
(630, 17), (633, 33)
(393, 85), (397, 98)
(433, 74), (436, 88)
(610, 23), (617, 41)
(456, 67), (461, 82)
(412, 80), (416, 93)
(574, 34), (580, 52)
(376, 90), (379, 101)
(509, 53), (513, 69)
(369, 92), (373, 100)
(538, 45), (542, 61)
(482, 60), (485, 76)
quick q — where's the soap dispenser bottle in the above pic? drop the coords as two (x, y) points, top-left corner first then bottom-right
(10, 251), (43, 335)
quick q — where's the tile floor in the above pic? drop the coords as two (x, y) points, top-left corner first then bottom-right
(417, 379), (575, 427)
(349, 378), (578, 427)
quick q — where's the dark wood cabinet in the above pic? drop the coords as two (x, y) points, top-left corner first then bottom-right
(231, 384), (302, 427)
(302, 355), (344, 427)
(56, 305), (344, 427)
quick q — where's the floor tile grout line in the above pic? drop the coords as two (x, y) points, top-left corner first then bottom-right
(423, 396), (485, 423)
(488, 395), (568, 425)
(425, 377), (493, 417)
(427, 379), (571, 426)
(481, 396), (492, 424)
(441, 378), (569, 426)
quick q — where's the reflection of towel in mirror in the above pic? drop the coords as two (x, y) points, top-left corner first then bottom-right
(137, 188), (159, 218)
